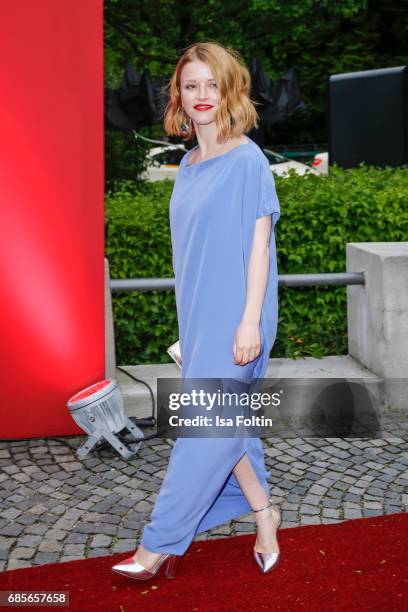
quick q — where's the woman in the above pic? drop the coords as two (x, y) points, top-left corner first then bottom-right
(112, 41), (281, 580)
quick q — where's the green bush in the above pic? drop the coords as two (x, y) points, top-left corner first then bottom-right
(105, 165), (408, 365)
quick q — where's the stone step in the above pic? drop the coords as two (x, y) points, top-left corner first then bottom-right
(115, 355), (385, 432)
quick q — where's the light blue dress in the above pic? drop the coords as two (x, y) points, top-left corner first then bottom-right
(140, 135), (281, 555)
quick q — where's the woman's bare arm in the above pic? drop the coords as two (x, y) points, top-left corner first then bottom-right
(233, 215), (272, 365)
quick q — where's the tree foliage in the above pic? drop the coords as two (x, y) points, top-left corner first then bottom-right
(104, 0), (408, 180)
(105, 165), (408, 364)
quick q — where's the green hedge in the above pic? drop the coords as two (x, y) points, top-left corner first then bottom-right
(105, 165), (408, 365)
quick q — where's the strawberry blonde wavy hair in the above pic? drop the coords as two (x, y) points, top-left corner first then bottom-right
(163, 41), (260, 143)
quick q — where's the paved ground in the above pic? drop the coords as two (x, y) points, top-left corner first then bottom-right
(1, 431), (408, 572)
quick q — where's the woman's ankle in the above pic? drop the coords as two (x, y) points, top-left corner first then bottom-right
(254, 505), (279, 528)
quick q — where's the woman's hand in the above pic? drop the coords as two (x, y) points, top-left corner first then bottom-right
(233, 320), (261, 366)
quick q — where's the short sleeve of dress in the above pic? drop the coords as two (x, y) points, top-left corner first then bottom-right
(256, 158), (281, 229)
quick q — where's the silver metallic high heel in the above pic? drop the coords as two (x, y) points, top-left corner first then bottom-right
(252, 498), (281, 574)
(112, 552), (180, 581)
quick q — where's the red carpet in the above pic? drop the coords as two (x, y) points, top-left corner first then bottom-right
(1, 512), (408, 611)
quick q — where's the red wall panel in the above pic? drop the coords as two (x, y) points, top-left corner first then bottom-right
(0, 0), (104, 438)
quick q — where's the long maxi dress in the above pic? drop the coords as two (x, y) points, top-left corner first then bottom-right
(140, 135), (281, 555)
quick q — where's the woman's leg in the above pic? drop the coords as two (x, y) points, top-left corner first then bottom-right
(133, 436), (257, 569)
(134, 444), (278, 568)
(132, 378), (275, 569)
(232, 451), (280, 553)
(232, 451), (269, 508)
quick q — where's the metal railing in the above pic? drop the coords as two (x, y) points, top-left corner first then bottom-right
(110, 272), (365, 292)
